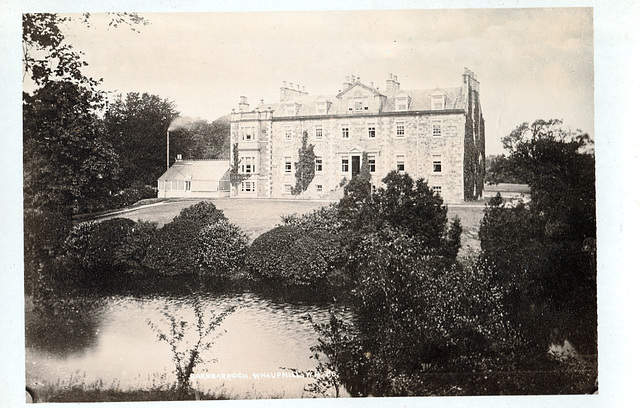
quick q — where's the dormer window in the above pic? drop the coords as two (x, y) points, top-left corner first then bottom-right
(431, 94), (445, 110)
(315, 98), (327, 115)
(285, 99), (297, 116)
(395, 93), (409, 111)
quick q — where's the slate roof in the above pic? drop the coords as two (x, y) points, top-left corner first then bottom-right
(158, 160), (230, 182)
(252, 81), (466, 118)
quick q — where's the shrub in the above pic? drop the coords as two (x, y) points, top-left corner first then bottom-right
(142, 202), (230, 276)
(142, 219), (200, 276)
(115, 220), (158, 271)
(63, 218), (136, 281)
(340, 240), (522, 396)
(279, 203), (342, 234)
(172, 201), (226, 228)
(112, 182), (157, 208)
(197, 219), (249, 277)
(245, 225), (341, 287)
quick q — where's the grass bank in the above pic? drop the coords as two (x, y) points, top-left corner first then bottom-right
(99, 197), (486, 253)
(30, 381), (231, 402)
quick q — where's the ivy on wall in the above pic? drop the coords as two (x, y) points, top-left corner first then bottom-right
(229, 143), (250, 188)
(292, 131), (316, 195)
(463, 83), (485, 200)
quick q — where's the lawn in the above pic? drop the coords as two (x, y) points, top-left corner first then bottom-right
(103, 198), (486, 255)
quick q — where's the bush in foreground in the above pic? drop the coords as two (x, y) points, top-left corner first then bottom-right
(197, 219), (249, 278)
(63, 218), (136, 279)
(245, 225), (342, 287)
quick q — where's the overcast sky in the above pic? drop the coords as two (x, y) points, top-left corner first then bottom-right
(33, 7), (594, 155)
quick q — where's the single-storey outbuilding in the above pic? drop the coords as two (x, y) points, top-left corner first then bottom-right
(483, 183), (531, 201)
(157, 159), (230, 198)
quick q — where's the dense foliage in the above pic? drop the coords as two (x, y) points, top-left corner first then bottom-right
(63, 218), (136, 285)
(23, 80), (121, 217)
(197, 220), (249, 277)
(246, 225), (342, 287)
(103, 92), (180, 186)
(292, 131), (316, 195)
(114, 220), (159, 271)
(341, 171), (462, 266)
(479, 122), (596, 356)
(56, 203), (246, 283)
(143, 202), (228, 275)
(229, 143), (250, 188)
(167, 117), (231, 160)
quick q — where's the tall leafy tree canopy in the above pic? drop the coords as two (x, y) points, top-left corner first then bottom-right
(479, 119), (596, 354)
(23, 13), (147, 295)
(103, 92), (180, 186)
(23, 81), (120, 216)
(167, 117), (231, 161)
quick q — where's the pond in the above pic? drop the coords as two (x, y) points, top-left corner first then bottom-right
(25, 290), (351, 399)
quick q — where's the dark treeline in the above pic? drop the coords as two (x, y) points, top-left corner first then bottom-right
(23, 13), (230, 302)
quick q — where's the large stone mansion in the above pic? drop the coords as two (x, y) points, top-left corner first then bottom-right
(229, 68), (485, 203)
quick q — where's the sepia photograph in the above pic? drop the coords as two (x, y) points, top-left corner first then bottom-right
(2, 0), (639, 406)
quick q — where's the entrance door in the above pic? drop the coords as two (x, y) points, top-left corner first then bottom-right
(351, 155), (360, 178)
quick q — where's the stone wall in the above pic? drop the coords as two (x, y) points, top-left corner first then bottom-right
(265, 112), (467, 202)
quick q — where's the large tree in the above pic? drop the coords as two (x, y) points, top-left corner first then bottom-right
(23, 81), (120, 217)
(103, 92), (180, 186)
(23, 13), (146, 296)
(167, 117), (231, 161)
(479, 119), (596, 354)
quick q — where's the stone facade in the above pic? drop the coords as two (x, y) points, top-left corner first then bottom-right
(229, 68), (484, 203)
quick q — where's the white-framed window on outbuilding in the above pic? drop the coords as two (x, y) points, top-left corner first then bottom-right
(284, 156), (292, 173)
(432, 155), (442, 173)
(396, 154), (405, 173)
(185, 180), (191, 191)
(432, 186), (442, 196)
(315, 157), (323, 173)
(316, 184), (323, 193)
(368, 155), (376, 173)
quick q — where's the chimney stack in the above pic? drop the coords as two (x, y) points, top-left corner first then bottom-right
(386, 73), (400, 94)
(343, 76), (351, 91)
(462, 67), (480, 93)
(238, 96), (249, 111)
(280, 80), (309, 102)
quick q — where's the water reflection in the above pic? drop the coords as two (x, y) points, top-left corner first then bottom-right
(25, 290), (351, 399)
(25, 296), (106, 356)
